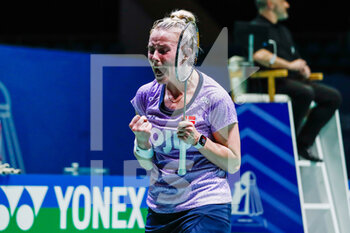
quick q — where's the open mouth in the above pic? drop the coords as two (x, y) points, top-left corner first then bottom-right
(153, 66), (166, 78)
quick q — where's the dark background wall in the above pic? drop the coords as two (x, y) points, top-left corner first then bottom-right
(1, 1), (349, 55)
(1, 0), (349, 72)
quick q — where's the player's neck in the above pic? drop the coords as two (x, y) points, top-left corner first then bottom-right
(186, 70), (199, 93)
(167, 71), (199, 97)
(166, 83), (183, 99)
(165, 71), (199, 109)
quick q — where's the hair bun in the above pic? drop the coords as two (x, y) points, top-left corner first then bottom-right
(170, 10), (196, 24)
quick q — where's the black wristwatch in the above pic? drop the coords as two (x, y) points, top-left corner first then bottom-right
(194, 134), (207, 149)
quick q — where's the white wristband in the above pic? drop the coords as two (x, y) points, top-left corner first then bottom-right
(134, 139), (154, 159)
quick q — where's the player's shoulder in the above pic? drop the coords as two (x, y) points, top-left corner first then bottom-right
(200, 72), (231, 100)
(136, 80), (161, 96)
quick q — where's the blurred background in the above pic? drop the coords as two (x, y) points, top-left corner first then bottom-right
(0, 0), (349, 174)
(2, 0), (350, 69)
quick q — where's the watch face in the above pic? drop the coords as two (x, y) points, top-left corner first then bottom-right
(199, 135), (207, 146)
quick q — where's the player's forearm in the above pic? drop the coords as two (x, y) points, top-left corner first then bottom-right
(134, 137), (153, 170)
(198, 139), (240, 174)
(133, 151), (153, 171)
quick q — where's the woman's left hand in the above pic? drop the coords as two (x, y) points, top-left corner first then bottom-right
(177, 120), (201, 145)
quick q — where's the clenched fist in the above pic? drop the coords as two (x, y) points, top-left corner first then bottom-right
(177, 120), (200, 146)
(129, 115), (152, 149)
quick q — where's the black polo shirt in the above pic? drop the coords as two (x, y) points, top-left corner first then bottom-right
(251, 15), (300, 61)
(247, 15), (303, 92)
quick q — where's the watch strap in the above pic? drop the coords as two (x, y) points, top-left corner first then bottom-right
(194, 135), (206, 149)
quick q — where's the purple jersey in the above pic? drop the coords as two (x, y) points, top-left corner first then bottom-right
(131, 71), (238, 213)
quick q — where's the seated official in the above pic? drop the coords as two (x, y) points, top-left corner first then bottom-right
(249, 0), (341, 161)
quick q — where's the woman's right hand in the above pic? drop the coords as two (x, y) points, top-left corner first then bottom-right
(129, 115), (152, 149)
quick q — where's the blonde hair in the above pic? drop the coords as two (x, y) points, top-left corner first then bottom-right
(150, 9), (199, 52)
(150, 9), (197, 33)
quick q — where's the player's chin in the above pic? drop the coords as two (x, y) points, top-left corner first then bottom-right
(154, 74), (168, 84)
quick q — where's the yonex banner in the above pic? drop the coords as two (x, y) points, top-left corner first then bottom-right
(0, 175), (148, 232)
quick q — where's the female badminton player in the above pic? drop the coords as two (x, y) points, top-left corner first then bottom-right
(129, 9), (241, 233)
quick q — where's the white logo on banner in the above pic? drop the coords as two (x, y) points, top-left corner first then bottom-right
(0, 186), (48, 231)
(231, 171), (264, 216)
(54, 186), (146, 230)
(0, 185), (146, 231)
